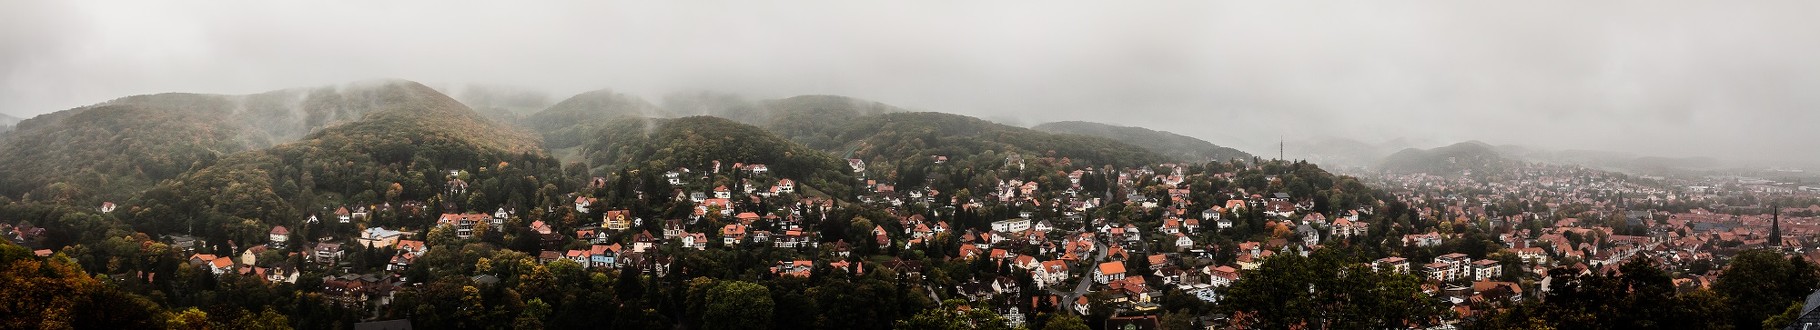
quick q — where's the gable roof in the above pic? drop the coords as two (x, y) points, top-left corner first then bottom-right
(1098, 261), (1126, 275)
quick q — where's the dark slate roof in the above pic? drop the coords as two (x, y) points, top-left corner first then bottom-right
(1785, 289), (1820, 330)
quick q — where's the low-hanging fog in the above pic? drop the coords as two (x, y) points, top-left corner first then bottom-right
(4, 1), (1819, 165)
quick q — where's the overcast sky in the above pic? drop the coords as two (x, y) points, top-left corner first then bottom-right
(4, 1), (1818, 164)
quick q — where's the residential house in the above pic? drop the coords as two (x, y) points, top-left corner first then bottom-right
(1035, 260), (1070, 289)
(269, 226), (290, 249)
(958, 244), (983, 260)
(437, 213), (493, 239)
(1208, 265), (1239, 287)
(604, 210), (633, 231)
(1095, 261), (1127, 284)
(977, 220), (1026, 238)
(774, 260), (813, 278)
(206, 255), (235, 275)
(1472, 259), (1502, 281)
(1296, 223), (1321, 246)
(375, 257), (415, 275)
(1405, 233), (1443, 247)
(1375, 257), (1410, 274)
(564, 249), (590, 265)
(323, 276), (368, 308)
(776, 179), (796, 194)
(632, 230), (659, 253)
(1173, 233), (1195, 251)
(358, 227), (404, 249)
(589, 244), (621, 268)
(662, 219), (686, 238)
(683, 232), (709, 250)
(775, 229), (813, 248)
(873, 225), (891, 246)
(722, 223), (748, 245)
(700, 198), (734, 216)
(574, 196), (594, 213)
(529, 220), (563, 248)
(397, 240), (427, 256)
(313, 242), (345, 264)
(1429, 253), (1473, 282)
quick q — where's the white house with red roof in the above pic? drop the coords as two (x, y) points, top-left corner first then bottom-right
(776, 179), (796, 194)
(1095, 261), (1128, 284)
(269, 226), (290, 248)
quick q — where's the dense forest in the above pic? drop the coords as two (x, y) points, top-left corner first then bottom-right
(0, 81), (507, 205)
(1032, 121), (1254, 163)
(523, 89), (664, 150)
(582, 116), (856, 199)
(816, 112), (1172, 176)
(1377, 141), (1516, 175)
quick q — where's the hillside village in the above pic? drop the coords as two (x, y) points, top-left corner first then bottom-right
(13, 141), (1817, 329)
(2, 83), (1817, 330)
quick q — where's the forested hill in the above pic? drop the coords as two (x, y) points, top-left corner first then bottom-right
(582, 115), (854, 198)
(1377, 140), (1517, 175)
(524, 89), (665, 149)
(823, 112), (1170, 172)
(755, 95), (906, 149)
(535, 90), (1165, 181)
(0, 80), (469, 204)
(1032, 121), (1254, 163)
(435, 83), (557, 126)
(130, 80), (561, 241)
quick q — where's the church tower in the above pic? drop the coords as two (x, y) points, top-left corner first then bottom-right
(1769, 203), (1783, 248)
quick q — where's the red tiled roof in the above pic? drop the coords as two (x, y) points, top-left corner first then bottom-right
(1098, 261), (1126, 275)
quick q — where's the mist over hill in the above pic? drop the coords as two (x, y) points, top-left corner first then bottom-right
(1033, 121), (1253, 163)
(1369, 139), (1739, 177)
(1377, 141), (1515, 175)
(0, 80), (503, 203)
(518, 90), (1167, 175)
(132, 80), (555, 234)
(0, 113), (20, 132)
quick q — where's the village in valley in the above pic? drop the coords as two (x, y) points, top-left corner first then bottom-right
(14, 141), (1816, 328)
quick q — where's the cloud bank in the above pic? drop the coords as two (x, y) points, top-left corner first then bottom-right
(3, 1), (1817, 164)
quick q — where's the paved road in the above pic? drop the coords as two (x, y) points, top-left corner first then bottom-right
(1056, 236), (1109, 313)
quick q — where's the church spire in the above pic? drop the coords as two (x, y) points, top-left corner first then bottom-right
(1769, 203), (1783, 248)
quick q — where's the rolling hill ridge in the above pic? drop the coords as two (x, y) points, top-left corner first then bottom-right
(1032, 121), (1254, 162)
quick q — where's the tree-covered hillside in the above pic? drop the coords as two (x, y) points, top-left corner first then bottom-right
(0, 101), (257, 204)
(1033, 121), (1254, 163)
(825, 112), (1170, 174)
(131, 81), (561, 242)
(756, 95), (906, 149)
(0, 80), (505, 204)
(524, 89), (665, 150)
(582, 115), (853, 198)
(1377, 141), (1516, 175)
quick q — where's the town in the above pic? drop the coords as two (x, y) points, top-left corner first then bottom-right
(11, 147), (1816, 329)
